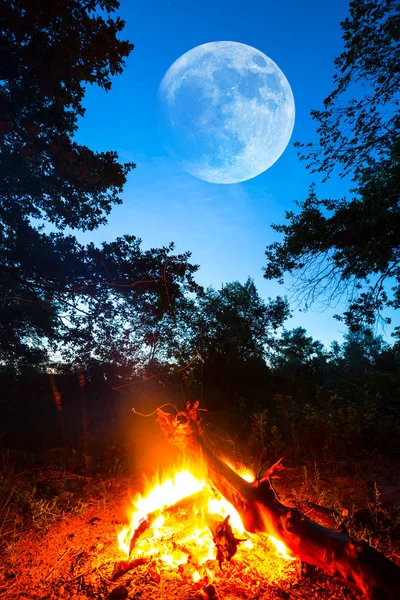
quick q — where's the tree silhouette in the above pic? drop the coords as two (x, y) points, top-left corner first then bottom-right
(186, 279), (289, 416)
(264, 0), (400, 327)
(0, 0), (135, 364)
(271, 327), (327, 379)
(192, 279), (289, 361)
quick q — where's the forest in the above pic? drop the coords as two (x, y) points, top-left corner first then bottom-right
(0, 1), (399, 599)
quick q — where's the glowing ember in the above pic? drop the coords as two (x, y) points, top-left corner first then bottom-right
(117, 462), (297, 593)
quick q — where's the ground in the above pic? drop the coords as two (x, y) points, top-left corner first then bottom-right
(1, 456), (399, 600)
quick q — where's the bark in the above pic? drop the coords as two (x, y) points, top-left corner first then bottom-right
(156, 406), (400, 600)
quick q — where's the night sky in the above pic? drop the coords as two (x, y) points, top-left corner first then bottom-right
(71, 0), (393, 347)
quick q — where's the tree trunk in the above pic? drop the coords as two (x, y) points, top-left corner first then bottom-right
(156, 405), (400, 600)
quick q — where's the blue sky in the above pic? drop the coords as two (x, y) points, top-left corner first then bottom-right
(73, 0), (394, 348)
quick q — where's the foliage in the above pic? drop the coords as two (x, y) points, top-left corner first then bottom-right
(248, 370), (400, 463)
(0, 1), (201, 370)
(0, 0), (137, 365)
(185, 279), (289, 418)
(1, 0), (135, 230)
(54, 236), (201, 369)
(244, 327), (400, 462)
(270, 327), (328, 379)
(298, 0), (399, 182)
(192, 278), (289, 360)
(264, 0), (400, 327)
(330, 327), (390, 373)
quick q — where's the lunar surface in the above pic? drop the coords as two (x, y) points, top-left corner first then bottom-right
(158, 41), (295, 184)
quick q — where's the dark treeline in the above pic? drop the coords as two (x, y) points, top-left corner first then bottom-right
(1, 0), (399, 465)
(2, 279), (400, 462)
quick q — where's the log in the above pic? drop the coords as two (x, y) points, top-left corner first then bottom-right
(205, 513), (245, 567)
(156, 405), (400, 600)
(128, 490), (209, 555)
(112, 558), (147, 580)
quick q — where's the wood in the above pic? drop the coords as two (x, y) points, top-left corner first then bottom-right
(205, 513), (245, 567)
(129, 515), (156, 555)
(112, 558), (147, 580)
(128, 490), (209, 555)
(156, 405), (400, 600)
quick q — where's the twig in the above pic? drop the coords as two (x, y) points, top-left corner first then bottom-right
(287, 588), (311, 599)
(45, 547), (71, 581)
(0, 579), (20, 597)
(0, 503), (11, 538)
(113, 351), (201, 390)
(72, 559), (114, 582)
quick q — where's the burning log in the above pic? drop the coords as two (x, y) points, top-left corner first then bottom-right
(205, 513), (245, 567)
(127, 490), (209, 555)
(156, 403), (400, 600)
(112, 558), (147, 580)
(129, 515), (156, 555)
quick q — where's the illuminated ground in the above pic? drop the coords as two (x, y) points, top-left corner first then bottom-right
(0, 476), (361, 600)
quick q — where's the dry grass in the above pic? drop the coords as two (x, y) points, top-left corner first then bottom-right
(275, 458), (400, 561)
(0, 445), (399, 599)
(0, 476), (358, 600)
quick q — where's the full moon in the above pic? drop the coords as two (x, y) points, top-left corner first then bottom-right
(158, 41), (295, 184)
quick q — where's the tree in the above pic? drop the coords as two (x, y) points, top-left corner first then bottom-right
(192, 279), (289, 362)
(264, 0), (400, 327)
(1, 0), (135, 229)
(271, 327), (328, 379)
(0, 0), (134, 364)
(58, 236), (201, 373)
(187, 279), (289, 415)
(330, 327), (390, 373)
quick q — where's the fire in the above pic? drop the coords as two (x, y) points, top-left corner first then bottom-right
(224, 459), (256, 483)
(117, 462), (297, 591)
(117, 469), (204, 555)
(268, 535), (296, 561)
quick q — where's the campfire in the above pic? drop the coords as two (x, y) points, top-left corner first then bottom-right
(112, 401), (400, 600)
(2, 401), (400, 600)
(116, 460), (297, 597)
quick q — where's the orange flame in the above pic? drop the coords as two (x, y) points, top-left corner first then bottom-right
(117, 461), (296, 586)
(268, 535), (296, 560)
(224, 459), (256, 483)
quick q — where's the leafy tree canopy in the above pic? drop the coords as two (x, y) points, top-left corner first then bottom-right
(1, 0), (135, 230)
(191, 278), (289, 362)
(0, 0), (138, 365)
(180, 278), (289, 415)
(264, 0), (400, 328)
(330, 326), (390, 373)
(59, 236), (201, 372)
(270, 327), (328, 380)
(0, 2), (202, 369)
